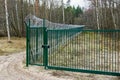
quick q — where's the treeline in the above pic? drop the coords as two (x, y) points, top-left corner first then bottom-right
(85, 0), (120, 29)
(0, 0), (83, 37)
(0, 0), (120, 38)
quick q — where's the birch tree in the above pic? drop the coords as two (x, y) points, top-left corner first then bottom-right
(5, 0), (10, 41)
(15, 0), (21, 36)
(35, 0), (39, 16)
(95, 0), (100, 30)
(62, 0), (65, 23)
(110, 0), (117, 29)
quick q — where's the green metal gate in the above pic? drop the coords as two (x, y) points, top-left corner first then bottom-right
(25, 20), (120, 76)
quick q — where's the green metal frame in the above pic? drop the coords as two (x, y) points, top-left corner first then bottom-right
(25, 19), (30, 67)
(82, 29), (120, 32)
(43, 19), (48, 69)
(36, 28), (38, 60)
(25, 19), (120, 76)
(47, 66), (120, 76)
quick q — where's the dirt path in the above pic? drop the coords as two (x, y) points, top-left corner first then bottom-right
(0, 52), (119, 80)
(0, 52), (72, 80)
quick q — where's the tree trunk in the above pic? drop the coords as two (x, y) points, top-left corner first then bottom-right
(110, 1), (117, 29)
(15, 1), (21, 36)
(62, 0), (65, 23)
(35, 0), (39, 16)
(5, 0), (10, 41)
(95, 0), (100, 30)
(20, 0), (24, 36)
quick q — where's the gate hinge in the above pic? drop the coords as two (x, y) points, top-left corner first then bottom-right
(42, 45), (50, 48)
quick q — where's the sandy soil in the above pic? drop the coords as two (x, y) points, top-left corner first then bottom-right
(0, 52), (119, 80)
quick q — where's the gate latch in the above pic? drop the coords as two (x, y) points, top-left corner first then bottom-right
(42, 45), (50, 48)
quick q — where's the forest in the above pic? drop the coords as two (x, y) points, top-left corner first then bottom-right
(0, 0), (120, 37)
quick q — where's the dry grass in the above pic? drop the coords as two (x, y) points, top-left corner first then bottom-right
(0, 37), (26, 55)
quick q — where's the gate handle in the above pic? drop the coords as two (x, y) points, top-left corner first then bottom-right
(42, 45), (50, 48)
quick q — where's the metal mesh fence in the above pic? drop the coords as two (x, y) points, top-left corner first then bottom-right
(25, 15), (84, 66)
(48, 30), (120, 74)
(25, 15), (120, 76)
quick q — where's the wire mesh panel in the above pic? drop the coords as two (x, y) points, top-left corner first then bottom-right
(28, 27), (44, 65)
(47, 30), (120, 76)
(25, 15), (120, 76)
(47, 27), (83, 54)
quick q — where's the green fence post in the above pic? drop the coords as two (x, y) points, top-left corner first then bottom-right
(43, 18), (48, 69)
(26, 19), (30, 67)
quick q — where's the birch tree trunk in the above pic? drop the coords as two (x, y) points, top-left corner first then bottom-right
(20, 0), (24, 36)
(5, 0), (10, 41)
(110, 1), (117, 29)
(95, 0), (100, 30)
(62, 0), (65, 23)
(15, 0), (21, 36)
(49, 0), (53, 21)
(35, 0), (39, 16)
(33, 0), (35, 15)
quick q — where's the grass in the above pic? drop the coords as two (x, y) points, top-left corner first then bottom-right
(0, 37), (26, 55)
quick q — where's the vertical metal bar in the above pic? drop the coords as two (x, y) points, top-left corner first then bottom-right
(89, 32), (93, 69)
(26, 19), (30, 67)
(94, 31), (96, 70)
(36, 28), (38, 61)
(115, 32), (117, 72)
(83, 31), (85, 69)
(111, 32), (113, 72)
(43, 19), (48, 69)
(33, 29), (34, 62)
(77, 30), (79, 69)
(42, 28), (44, 64)
(95, 32), (97, 70)
(99, 32), (101, 71)
(84, 31), (86, 69)
(103, 32), (105, 71)
(107, 32), (109, 72)
(26, 23), (29, 67)
(118, 31), (120, 73)
(89, 32), (90, 69)
(51, 31), (53, 66)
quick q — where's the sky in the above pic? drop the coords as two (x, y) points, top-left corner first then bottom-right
(63, 0), (89, 8)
